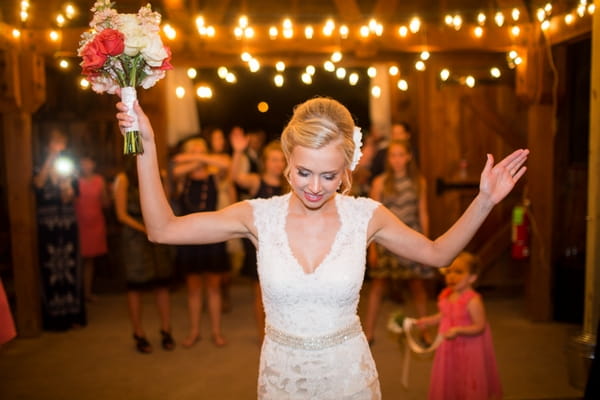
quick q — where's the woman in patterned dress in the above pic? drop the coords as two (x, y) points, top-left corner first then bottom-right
(115, 96), (528, 398)
(364, 139), (432, 344)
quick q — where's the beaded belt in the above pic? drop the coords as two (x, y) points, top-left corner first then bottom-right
(265, 320), (363, 351)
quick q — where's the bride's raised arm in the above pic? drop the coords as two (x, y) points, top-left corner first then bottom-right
(369, 149), (529, 268)
(115, 100), (252, 245)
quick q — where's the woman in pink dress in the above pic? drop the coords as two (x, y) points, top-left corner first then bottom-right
(0, 278), (16, 345)
(417, 252), (503, 400)
(75, 155), (110, 302)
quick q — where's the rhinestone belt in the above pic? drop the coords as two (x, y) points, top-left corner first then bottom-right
(265, 320), (363, 351)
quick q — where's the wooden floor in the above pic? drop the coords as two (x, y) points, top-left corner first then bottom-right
(0, 278), (586, 400)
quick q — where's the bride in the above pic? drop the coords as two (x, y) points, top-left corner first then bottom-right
(115, 96), (528, 399)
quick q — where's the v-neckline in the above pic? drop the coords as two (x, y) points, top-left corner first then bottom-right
(284, 194), (343, 276)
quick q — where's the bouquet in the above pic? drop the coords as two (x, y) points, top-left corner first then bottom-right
(387, 309), (407, 334)
(78, 0), (173, 155)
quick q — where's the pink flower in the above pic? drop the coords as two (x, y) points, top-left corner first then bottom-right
(95, 29), (125, 56)
(159, 46), (173, 71)
(80, 40), (107, 73)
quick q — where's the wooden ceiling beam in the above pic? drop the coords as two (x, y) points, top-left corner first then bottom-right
(331, 0), (363, 23)
(373, 0), (399, 20)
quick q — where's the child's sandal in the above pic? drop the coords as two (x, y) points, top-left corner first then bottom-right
(160, 330), (175, 351)
(133, 334), (152, 354)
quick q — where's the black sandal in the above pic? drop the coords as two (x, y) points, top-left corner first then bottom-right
(160, 330), (175, 351)
(133, 334), (152, 354)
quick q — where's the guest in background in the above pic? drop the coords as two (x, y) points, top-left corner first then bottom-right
(0, 277), (16, 345)
(364, 139), (432, 345)
(75, 154), (110, 302)
(231, 132), (287, 342)
(113, 158), (175, 354)
(172, 137), (232, 348)
(33, 129), (86, 331)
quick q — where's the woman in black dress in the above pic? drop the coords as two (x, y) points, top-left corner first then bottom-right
(33, 130), (86, 331)
(171, 137), (233, 347)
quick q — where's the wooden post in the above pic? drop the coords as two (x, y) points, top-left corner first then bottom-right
(0, 49), (46, 336)
(584, 10), (600, 338)
(2, 111), (40, 336)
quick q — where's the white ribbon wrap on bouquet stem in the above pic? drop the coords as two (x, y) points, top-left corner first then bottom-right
(121, 87), (140, 133)
(400, 318), (444, 388)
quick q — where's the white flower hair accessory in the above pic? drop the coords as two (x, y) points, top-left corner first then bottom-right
(350, 126), (363, 171)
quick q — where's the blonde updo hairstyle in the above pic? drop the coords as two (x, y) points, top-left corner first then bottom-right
(281, 97), (356, 194)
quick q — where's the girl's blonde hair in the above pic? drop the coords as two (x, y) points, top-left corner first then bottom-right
(454, 251), (481, 276)
(382, 139), (422, 197)
(280, 97), (356, 194)
(183, 137), (207, 153)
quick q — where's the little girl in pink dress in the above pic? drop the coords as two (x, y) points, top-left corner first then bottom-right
(417, 252), (502, 400)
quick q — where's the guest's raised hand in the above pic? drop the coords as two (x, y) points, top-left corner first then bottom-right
(229, 126), (249, 153)
(479, 149), (529, 205)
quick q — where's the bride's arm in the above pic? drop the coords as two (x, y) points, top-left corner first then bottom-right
(369, 149), (529, 267)
(115, 100), (252, 245)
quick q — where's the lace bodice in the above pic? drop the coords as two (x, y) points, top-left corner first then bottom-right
(251, 193), (378, 336)
(249, 193), (382, 399)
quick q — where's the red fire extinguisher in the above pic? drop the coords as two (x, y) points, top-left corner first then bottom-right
(511, 201), (530, 260)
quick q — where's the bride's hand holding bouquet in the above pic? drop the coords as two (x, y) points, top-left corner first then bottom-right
(78, 0), (172, 155)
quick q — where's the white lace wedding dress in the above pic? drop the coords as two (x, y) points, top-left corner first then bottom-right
(249, 193), (381, 400)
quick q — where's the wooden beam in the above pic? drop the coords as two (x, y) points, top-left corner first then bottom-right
(584, 2), (600, 337)
(331, 0), (363, 23)
(373, 0), (399, 20)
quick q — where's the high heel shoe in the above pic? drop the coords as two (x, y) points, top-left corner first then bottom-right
(133, 334), (153, 354)
(160, 330), (175, 351)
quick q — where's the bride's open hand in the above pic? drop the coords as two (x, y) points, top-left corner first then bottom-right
(479, 149), (529, 205)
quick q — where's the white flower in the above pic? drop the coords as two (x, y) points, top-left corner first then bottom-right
(90, 74), (119, 94)
(141, 34), (168, 67)
(118, 14), (147, 57)
(140, 69), (166, 89)
(349, 126), (363, 171)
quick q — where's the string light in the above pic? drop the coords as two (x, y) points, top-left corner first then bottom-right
(474, 26), (483, 38)
(306, 65), (316, 76)
(56, 14), (66, 27)
(58, 59), (69, 69)
(196, 85), (213, 98)
(275, 61), (286, 72)
(541, 20), (551, 31)
(397, 79), (408, 91)
(274, 74), (284, 87)
(217, 66), (228, 79)
(477, 12), (486, 26)
(409, 17), (421, 33)
(269, 26), (278, 39)
(420, 51), (430, 61)
(388, 65), (399, 76)
(490, 67), (501, 78)
(323, 19), (335, 36)
(465, 76), (476, 88)
(163, 24), (176, 40)
(588, 4), (596, 14)
(511, 8), (520, 21)
(305, 25), (314, 39)
(398, 26), (408, 37)
(339, 25), (349, 39)
(79, 78), (90, 89)
(225, 72), (237, 83)
(301, 72), (312, 84)
(64, 4), (77, 19)
(241, 52), (252, 62)
(12, 29), (21, 39)
(49, 30), (60, 42)
(371, 85), (381, 98)
(564, 13), (575, 24)
(248, 58), (260, 72)
(415, 60), (426, 71)
(187, 68), (197, 79)
(257, 101), (269, 112)
(367, 67), (377, 78)
(440, 69), (450, 81)
(324, 60), (335, 72)
(335, 67), (347, 79)
(331, 51), (342, 62)
(511, 26), (520, 37)
(348, 73), (359, 86)
(175, 86), (185, 98)
(359, 25), (370, 37)
(494, 12), (505, 27)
